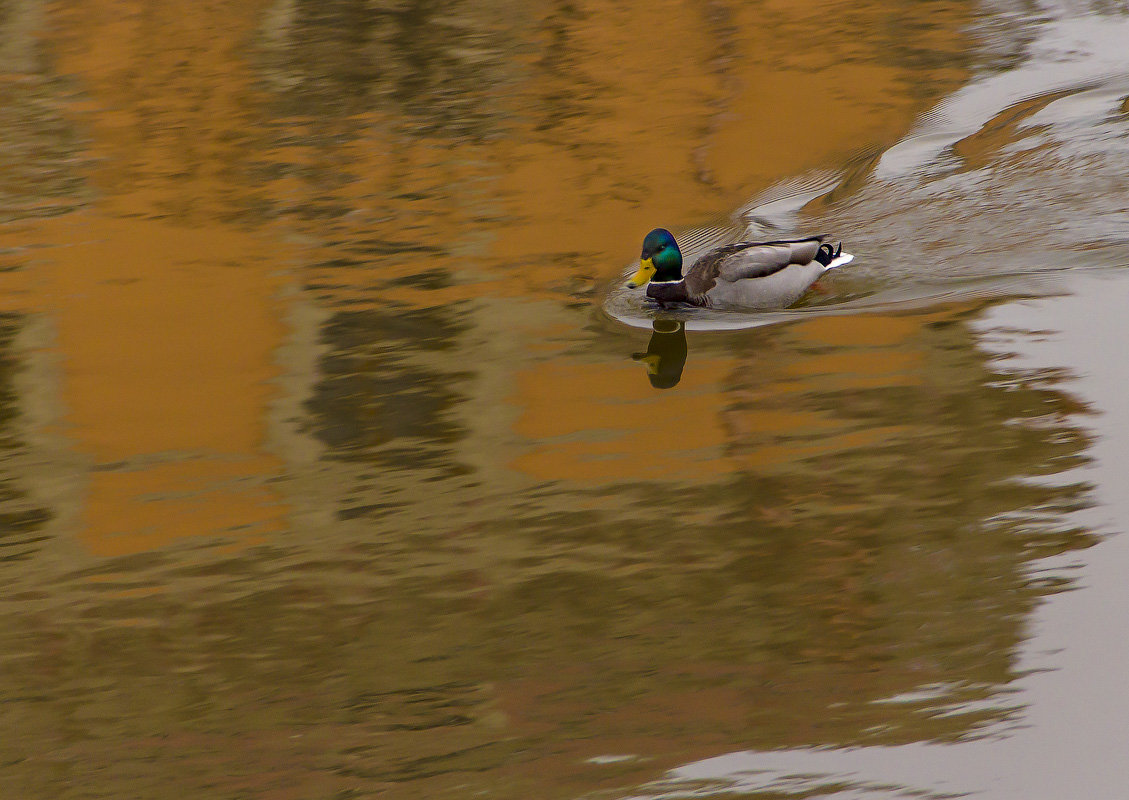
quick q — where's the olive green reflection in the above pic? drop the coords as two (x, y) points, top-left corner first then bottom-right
(0, 317), (51, 560)
(632, 320), (687, 389)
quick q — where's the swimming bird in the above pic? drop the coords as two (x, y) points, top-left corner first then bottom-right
(627, 228), (853, 309)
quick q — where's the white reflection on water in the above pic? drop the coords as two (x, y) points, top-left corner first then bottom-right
(876, 15), (1129, 182)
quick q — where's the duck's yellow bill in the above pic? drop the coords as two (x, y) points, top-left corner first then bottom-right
(635, 354), (661, 375)
(627, 258), (655, 288)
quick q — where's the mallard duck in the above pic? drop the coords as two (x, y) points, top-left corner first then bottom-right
(627, 228), (853, 309)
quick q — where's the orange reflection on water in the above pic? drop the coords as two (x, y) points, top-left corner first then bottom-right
(42, 215), (285, 458)
(29, 212), (290, 556)
(511, 357), (739, 483)
(83, 460), (279, 558)
(22, 0), (292, 556)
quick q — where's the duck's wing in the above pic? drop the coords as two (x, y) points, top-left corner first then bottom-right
(715, 238), (825, 281)
(683, 237), (827, 298)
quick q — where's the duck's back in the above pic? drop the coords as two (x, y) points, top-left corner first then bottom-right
(685, 237), (829, 309)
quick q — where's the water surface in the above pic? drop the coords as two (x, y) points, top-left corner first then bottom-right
(0, 1), (1127, 799)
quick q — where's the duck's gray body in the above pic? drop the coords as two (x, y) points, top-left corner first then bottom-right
(646, 236), (852, 309)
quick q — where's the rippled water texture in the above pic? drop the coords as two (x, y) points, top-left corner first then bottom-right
(1, 0), (1128, 798)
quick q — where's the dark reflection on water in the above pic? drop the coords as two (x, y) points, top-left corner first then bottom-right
(633, 321), (688, 389)
(307, 307), (470, 477)
(258, 0), (527, 135)
(0, 318), (51, 560)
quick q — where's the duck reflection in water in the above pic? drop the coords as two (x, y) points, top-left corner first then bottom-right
(632, 320), (688, 389)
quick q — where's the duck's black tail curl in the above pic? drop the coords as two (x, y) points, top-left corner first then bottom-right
(815, 241), (842, 267)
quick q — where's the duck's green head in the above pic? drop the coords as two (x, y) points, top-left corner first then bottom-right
(628, 228), (683, 287)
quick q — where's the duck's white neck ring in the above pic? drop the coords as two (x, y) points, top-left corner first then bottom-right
(650, 279), (684, 285)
